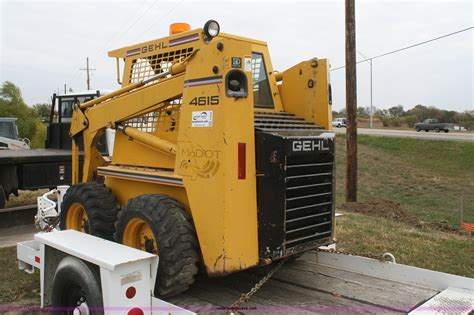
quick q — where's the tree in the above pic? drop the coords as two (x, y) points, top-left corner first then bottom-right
(388, 105), (404, 118)
(33, 103), (52, 121)
(357, 106), (369, 117)
(0, 81), (40, 140)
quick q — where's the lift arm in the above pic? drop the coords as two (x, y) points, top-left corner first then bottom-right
(70, 61), (188, 183)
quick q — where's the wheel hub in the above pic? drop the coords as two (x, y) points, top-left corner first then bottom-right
(122, 218), (158, 254)
(73, 300), (89, 315)
(66, 203), (89, 233)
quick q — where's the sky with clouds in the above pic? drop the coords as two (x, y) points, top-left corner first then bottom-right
(0, 0), (472, 112)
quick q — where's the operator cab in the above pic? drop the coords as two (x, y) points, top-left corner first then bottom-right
(47, 91), (110, 153)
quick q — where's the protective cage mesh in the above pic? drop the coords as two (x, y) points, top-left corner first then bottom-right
(124, 100), (181, 133)
(129, 47), (194, 83)
(125, 47), (192, 133)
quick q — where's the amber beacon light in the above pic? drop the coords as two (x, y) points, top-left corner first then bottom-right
(169, 22), (191, 35)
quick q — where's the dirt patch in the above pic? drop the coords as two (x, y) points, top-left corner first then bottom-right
(424, 222), (465, 234)
(341, 198), (469, 235)
(341, 199), (420, 226)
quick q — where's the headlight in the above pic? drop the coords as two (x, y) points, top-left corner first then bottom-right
(203, 20), (220, 38)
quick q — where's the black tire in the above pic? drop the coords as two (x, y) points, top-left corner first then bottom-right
(425, 129), (429, 132)
(444, 129), (449, 133)
(60, 183), (118, 240)
(415, 126), (421, 132)
(52, 256), (103, 315)
(434, 127), (441, 133)
(114, 194), (199, 297)
(0, 185), (5, 209)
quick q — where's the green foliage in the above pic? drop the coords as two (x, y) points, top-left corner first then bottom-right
(402, 114), (419, 127)
(30, 121), (47, 148)
(32, 103), (51, 121)
(388, 105), (404, 118)
(357, 106), (370, 118)
(0, 81), (41, 140)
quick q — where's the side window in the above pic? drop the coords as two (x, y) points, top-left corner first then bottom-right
(251, 52), (274, 108)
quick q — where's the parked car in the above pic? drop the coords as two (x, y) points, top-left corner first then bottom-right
(332, 118), (347, 128)
(414, 119), (454, 133)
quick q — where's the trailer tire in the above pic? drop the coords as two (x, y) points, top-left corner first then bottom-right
(60, 183), (118, 240)
(114, 194), (199, 297)
(52, 256), (103, 315)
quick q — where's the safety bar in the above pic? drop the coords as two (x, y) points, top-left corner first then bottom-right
(80, 51), (196, 110)
(117, 125), (177, 156)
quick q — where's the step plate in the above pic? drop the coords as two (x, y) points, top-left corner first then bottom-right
(408, 287), (474, 314)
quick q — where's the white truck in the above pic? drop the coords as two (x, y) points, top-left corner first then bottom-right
(16, 188), (474, 314)
(0, 118), (30, 150)
(331, 117), (347, 128)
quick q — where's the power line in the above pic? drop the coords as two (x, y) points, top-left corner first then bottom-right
(70, 0), (186, 89)
(105, 0), (161, 49)
(65, 0), (159, 90)
(331, 26), (473, 71)
(140, 0), (185, 40)
(100, 0), (150, 52)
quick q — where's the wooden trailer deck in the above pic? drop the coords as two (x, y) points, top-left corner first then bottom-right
(167, 251), (474, 314)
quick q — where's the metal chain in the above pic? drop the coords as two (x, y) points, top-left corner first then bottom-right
(224, 248), (391, 314)
(225, 257), (288, 314)
(315, 247), (391, 261)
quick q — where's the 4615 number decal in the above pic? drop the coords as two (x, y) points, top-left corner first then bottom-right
(189, 96), (219, 106)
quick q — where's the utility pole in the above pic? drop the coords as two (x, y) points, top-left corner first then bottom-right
(345, 0), (357, 202)
(357, 50), (373, 128)
(80, 57), (96, 90)
(64, 84), (67, 94)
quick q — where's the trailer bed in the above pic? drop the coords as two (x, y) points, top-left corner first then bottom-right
(167, 251), (473, 314)
(0, 149), (75, 165)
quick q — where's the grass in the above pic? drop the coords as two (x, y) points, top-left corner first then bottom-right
(0, 247), (40, 305)
(335, 135), (474, 224)
(336, 212), (474, 277)
(334, 134), (473, 276)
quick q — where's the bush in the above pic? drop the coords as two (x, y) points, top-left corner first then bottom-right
(0, 81), (41, 141)
(30, 121), (47, 148)
(403, 115), (419, 127)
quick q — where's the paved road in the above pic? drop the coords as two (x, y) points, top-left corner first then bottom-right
(333, 128), (474, 142)
(0, 224), (36, 248)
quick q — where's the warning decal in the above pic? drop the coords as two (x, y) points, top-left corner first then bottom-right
(244, 56), (252, 72)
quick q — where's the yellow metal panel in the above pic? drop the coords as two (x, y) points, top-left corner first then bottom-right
(176, 38), (259, 275)
(112, 132), (176, 169)
(84, 75), (185, 133)
(105, 177), (189, 210)
(278, 59), (333, 129)
(108, 29), (205, 59)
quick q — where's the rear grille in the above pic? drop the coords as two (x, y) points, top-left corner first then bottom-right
(255, 113), (335, 259)
(255, 111), (323, 131)
(285, 154), (333, 247)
